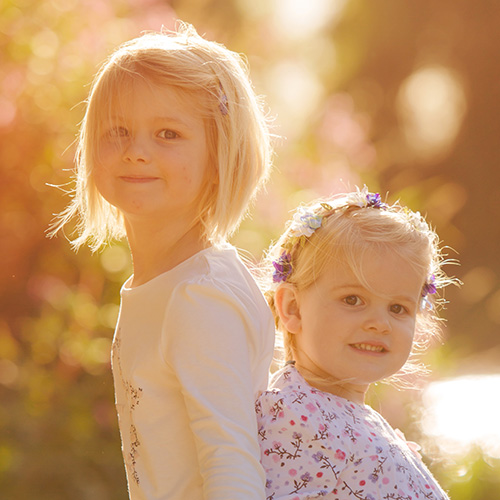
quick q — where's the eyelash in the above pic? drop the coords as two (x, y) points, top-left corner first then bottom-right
(158, 129), (179, 139)
(390, 304), (408, 315)
(106, 126), (128, 138)
(343, 295), (362, 306)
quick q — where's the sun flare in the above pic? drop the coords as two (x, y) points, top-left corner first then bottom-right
(420, 375), (500, 458)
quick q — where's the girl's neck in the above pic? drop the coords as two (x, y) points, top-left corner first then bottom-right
(294, 360), (368, 405)
(125, 218), (210, 287)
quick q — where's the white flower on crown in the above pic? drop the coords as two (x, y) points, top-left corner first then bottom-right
(347, 187), (370, 208)
(402, 208), (429, 232)
(285, 186), (390, 246)
(411, 211), (429, 232)
(289, 207), (323, 238)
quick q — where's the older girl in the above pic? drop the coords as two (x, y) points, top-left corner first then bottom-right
(52, 23), (274, 500)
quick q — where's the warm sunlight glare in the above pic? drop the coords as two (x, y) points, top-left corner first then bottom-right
(397, 65), (466, 159)
(272, 0), (347, 39)
(100, 245), (130, 274)
(267, 60), (324, 138)
(420, 375), (500, 458)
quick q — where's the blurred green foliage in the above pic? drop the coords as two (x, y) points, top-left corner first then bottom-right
(1, 0), (499, 498)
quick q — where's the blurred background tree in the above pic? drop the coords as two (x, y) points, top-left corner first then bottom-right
(1, 0), (499, 498)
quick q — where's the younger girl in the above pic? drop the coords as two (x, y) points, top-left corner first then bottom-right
(256, 188), (454, 500)
(52, 24), (275, 500)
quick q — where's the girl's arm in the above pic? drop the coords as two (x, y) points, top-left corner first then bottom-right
(163, 280), (268, 500)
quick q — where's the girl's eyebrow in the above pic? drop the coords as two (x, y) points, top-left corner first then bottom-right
(153, 116), (190, 126)
(334, 284), (418, 304)
(333, 283), (364, 291)
(327, 283), (365, 295)
(395, 295), (418, 305)
(105, 115), (190, 126)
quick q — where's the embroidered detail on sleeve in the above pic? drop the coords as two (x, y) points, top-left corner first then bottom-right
(112, 331), (143, 486)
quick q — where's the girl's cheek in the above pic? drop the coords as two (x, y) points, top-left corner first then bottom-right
(100, 145), (118, 160)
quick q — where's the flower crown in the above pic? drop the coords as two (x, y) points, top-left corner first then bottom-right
(271, 188), (437, 300)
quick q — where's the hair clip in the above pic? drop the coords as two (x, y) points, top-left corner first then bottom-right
(218, 83), (228, 115)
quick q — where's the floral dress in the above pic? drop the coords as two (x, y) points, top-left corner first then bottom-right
(256, 365), (449, 500)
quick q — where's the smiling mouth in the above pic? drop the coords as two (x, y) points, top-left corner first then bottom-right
(120, 176), (159, 183)
(351, 343), (387, 353)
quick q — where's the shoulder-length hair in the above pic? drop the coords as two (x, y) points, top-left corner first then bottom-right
(51, 23), (273, 250)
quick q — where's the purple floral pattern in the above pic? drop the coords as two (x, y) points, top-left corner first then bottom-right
(256, 366), (449, 500)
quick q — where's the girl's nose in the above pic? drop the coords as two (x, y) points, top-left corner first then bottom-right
(362, 309), (392, 334)
(122, 138), (152, 164)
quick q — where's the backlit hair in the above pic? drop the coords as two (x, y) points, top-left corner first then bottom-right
(263, 190), (457, 386)
(50, 22), (273, 250)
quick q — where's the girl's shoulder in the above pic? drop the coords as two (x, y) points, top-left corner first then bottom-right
(127, 244), (262, 305)
(261, 365), (364, 408)
(162, 245), (274, 343)
(176, 244), (270, 314)
(179, 244), (259, 293)
(173, 244), (242, 285)
(257, 366), (348, 423)
(256, 366), (375, 433)
(121, 244), (272, 331)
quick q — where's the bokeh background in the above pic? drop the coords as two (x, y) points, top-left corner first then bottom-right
(1, 0), (500, 498)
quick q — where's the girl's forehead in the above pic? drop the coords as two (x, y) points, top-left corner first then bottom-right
(323, 247), (426, 296)
(96, 75), (207, 122)
(106, 75), (193, 106)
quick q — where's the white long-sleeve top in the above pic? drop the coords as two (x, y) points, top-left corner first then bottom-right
(111, 244), (274, 500)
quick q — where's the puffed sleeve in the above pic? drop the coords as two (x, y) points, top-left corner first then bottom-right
(162, 278), (267, 500)
(256, 388), (348, 500)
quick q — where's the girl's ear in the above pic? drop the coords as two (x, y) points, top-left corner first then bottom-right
(275, 284), (302, 334)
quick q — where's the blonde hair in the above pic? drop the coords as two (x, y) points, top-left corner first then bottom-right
(50, 22), (273, 250)
(263, 189), (457, 385)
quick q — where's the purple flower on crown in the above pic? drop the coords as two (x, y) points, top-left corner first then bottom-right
(272, 251), (292, 283)
(348, 187), (386, 209)
(271, 188), (391, 285)
(366, 192), (387, 209)
(422, 274), (437, 297)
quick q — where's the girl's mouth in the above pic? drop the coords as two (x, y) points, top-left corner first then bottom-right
(120, 176), (159, 183)
(351, 343), (387, 353)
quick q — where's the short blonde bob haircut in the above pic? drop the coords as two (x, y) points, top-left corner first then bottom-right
(51, 23), (273, 250)
(264, 190), (457, 385)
